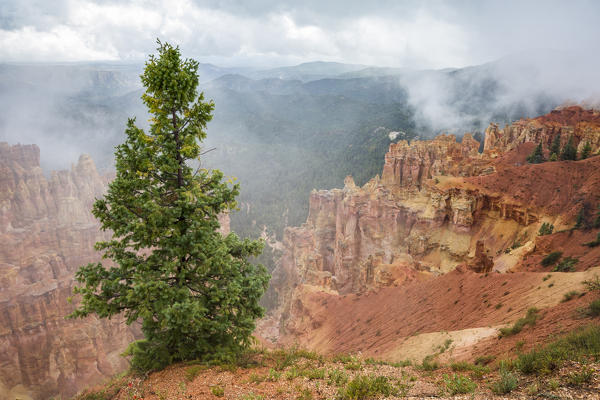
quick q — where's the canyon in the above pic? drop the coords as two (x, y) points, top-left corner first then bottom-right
(1, 106), (600, 399)
(262, 106), (600, 361)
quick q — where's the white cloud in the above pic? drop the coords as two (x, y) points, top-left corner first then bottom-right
(0, 0), (598, 68)
(0, 25), (118, 61)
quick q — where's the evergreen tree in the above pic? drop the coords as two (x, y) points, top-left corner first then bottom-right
(580, 141), (592, 159)
(594, 204), (600, 229)
(575, 206), (587, 229)
(70, 41), (269, 370)
(560, 136), (577, 161)
(526, 142), (545, 164)
(549, 133), (561, 158)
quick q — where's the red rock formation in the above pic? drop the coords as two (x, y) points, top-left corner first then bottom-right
(0, 142), (232, 399)
(484, 106), (600, 155)
(0, 143), (140, 400)
(266, 108), (600, 346)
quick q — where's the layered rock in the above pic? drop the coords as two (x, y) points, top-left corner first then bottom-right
(0, 142), (232, 399)
(0, 143), (139, 400)
(484, 106), (600, 155)
(268, 108), (600, 342)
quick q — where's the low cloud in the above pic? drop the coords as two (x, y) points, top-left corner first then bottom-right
(5, 0), (597, 69)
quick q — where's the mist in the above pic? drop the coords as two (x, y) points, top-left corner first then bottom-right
(402, 50), (600, 135)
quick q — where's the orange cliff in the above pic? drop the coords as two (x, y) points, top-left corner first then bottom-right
(261, 107), (600, 358)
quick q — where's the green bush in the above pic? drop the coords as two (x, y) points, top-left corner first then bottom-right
(474, 355), (495, 366)
(562, 291), (580, 302)
(337, 375), (397, 400)
(554, 256), (578, 272)
(490, 370), (518, 394)
(499, 308), (540, 337)
(541, 252), (562, 267)
(589, 299), (600, 317)
(516, 325), (600, 374)
(450, 361), (489, 379)
(583, 275), (600, 292)
(567, 366), (594, 386)
(211, 386), (225, 397)
(443, 374), (477, 395)
(418, 355), (439, 371)
(538, 222), (554, 236)
(185, 365), (205, 382)
(328, 368), (349, 386)
(303, 368), (326, 380)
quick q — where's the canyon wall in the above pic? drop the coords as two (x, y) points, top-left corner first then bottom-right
(267, 106), (600, 343)
(484, 106), (600, 155)
(0, 144), (231, 400)
(0, 143), (138, 400)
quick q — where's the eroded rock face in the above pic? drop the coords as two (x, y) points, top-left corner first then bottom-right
(0, 143), (140, 400)
(0, 143), (232, 399)
(0, 143), (233, 400)
(484, 106), (600, 155)
(268, 109), (600, 342)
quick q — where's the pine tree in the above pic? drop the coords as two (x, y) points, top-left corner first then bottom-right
(575, 206), (587, 229)
(549, 133), (561, 158)
(69, 41), (269, 371)
(580, 141), (592, 159)
(526, 142), (545, 164)
(560, 136), (577, 161)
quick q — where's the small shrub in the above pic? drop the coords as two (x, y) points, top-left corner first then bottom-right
(185, 365), (204, 382)
(418, 355), (439, 371)
(583, 275), (600, 292)
(516, 325), (600, 374)
(543, 274), (552, 281)
(499, 308), (540, 337)
(332, 354), (354, 364)
(337, 375), (397, 400)
(495, 303), (503, 309)
(538, 222), (554, 236)
(303, 368), (325, 380)
(474, 355), (495, 366)
(443, 374), (477, 395)
(588, 299), (600, 317)
(547, 378), (560, 390)
(490, 370), (518, 394)
(541, 252), (562, 267)
(449, 361), (489, 379)
(248, 373), (266, 384)
(562, 291), (580, 302)
(240, 393), (264, 400)
(553, 256), (578, 272)
(327, 368), (349, 386)
(211, 386), (225, 397)
(285, 366), (302, 380)
(297, 387), (312, 400)
(344, 356), (362, 371)
(266, 368), (281, 381)
(450, 361), (472, 371)
(567, 366), (594, 386)
(526, 383), (539, 395)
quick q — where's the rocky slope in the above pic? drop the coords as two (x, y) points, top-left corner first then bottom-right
(262, 107), (600, 360)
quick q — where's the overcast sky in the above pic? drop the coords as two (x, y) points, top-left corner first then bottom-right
(0, 0), (599, 68)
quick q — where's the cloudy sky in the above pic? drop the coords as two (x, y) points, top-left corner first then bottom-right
(0, 0), (599, 68)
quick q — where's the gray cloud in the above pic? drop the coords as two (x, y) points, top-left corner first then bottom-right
(1, 0), (599, 68)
